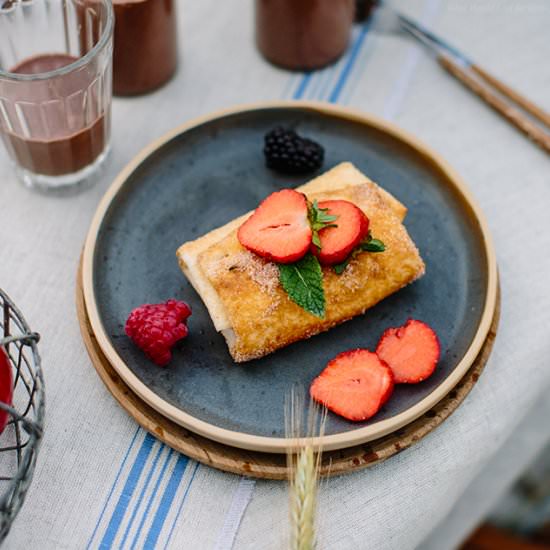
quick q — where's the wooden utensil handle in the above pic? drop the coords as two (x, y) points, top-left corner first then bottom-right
(438, 55), (550, 155)
(471, 64), (550, 129)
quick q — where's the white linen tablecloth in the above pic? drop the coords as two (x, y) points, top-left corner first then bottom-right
(2, 1), (550, 548)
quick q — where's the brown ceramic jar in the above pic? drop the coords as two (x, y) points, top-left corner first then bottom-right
(112, 0), (178, 96)
(255, 0), (355, 71)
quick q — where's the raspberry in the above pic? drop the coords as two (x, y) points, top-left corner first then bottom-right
(263, 127), (324, 174)
(125, 299), (192, 366)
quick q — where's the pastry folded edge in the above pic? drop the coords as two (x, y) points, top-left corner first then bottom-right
(176, 163), (410, 349)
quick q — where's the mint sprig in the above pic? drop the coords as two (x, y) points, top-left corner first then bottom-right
(333, 261), (350, 275)
(279, 253), (325, 318)
(333, 231), (386, 274)
(360, 234), (385, 253)
(308, 200), (338, 250)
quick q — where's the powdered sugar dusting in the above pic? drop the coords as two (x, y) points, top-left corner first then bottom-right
(354, 182), (383, 205)
(260, 296), (282, 319)
(339, 263), (363, 291)
(206, 250), (280, 295)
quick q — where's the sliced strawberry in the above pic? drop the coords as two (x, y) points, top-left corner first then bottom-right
(310, 349), (394, 422)
(376, 319), (440, 383)
(311, 200), (369, 265)
(237, 189), (312, 264)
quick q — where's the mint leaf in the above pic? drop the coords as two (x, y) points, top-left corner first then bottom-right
(360, 238), (385, 252)
(333, 259), (350, 275)
(333, 233), (386, 274)
(360, 231), (386, 252)
(332, 247), (360, 274)
(279, 253), (325, 318)
(308, 200), (338, 250)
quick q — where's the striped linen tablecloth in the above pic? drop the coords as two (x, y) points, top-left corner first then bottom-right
(2, 1), (550, 548)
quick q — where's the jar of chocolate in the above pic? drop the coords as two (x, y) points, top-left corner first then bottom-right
(112, 0), (178, 96)
(255, 0), (355, 71)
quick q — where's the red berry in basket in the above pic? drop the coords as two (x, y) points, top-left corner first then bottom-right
(310, 349), (394, 421)
(311, 200), (369, 265)
(376, 319), (440, 383)
(0, 347), (13, 434)
(125, 300), (192, 366)
(237, 189), (312, 264)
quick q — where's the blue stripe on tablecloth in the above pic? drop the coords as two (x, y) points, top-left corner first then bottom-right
(382, 0), (442, 120)
(281, 74), (301, 99)
(313, 25), (363, 101)
(289, 23), (372, 103)
(328, 20), (371, 104)
(305, 66), (333, 100)
(309, 50), (348, 101)
(292, 72), (313, 100)
(162, 461), (201, 550)
(130, 449), (174, 549)
(87, 426), (141, 549)
(118, 442), (165, 548)
(99, 432), (156, 549)
(143, 454), (190, 549)
(340, 25), (378, 105)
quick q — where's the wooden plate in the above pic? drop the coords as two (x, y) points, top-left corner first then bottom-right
(77, 276), (499, 479)
(80, 102), (498, 453)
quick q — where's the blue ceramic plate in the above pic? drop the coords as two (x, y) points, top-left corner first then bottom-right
(82, 102), (497, 453)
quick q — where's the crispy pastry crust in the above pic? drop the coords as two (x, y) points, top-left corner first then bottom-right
(177, 163), (424, 362)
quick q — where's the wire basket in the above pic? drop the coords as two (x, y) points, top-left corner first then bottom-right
(0, 289), (44, 543)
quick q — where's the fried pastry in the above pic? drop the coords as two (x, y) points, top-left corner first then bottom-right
(177, 162), (425, 362)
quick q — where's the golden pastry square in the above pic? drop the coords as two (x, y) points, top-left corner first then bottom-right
(177, 162), (425, 362)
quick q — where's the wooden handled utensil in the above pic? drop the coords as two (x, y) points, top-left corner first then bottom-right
(386, 7), (550, 155)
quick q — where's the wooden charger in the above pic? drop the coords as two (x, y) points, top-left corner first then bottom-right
(77, 277), (499, 480)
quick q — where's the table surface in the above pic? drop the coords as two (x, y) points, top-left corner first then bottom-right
(2, 1), (550, 549)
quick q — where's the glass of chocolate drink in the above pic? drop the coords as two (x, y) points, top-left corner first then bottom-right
(0, 0), (114, 193)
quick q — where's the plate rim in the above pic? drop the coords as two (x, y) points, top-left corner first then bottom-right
(82, 100), (498, 453)
(77, 271), (500, 479)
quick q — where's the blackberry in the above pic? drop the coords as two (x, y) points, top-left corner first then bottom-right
(263, 127), (324, 174)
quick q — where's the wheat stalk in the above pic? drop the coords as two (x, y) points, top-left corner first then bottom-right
(285, 389), (326, 550)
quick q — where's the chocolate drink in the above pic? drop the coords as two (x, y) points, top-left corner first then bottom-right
(256, 0), (355, 70)
(0, 54), (107, 177)
(112, 0), (178, 96)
